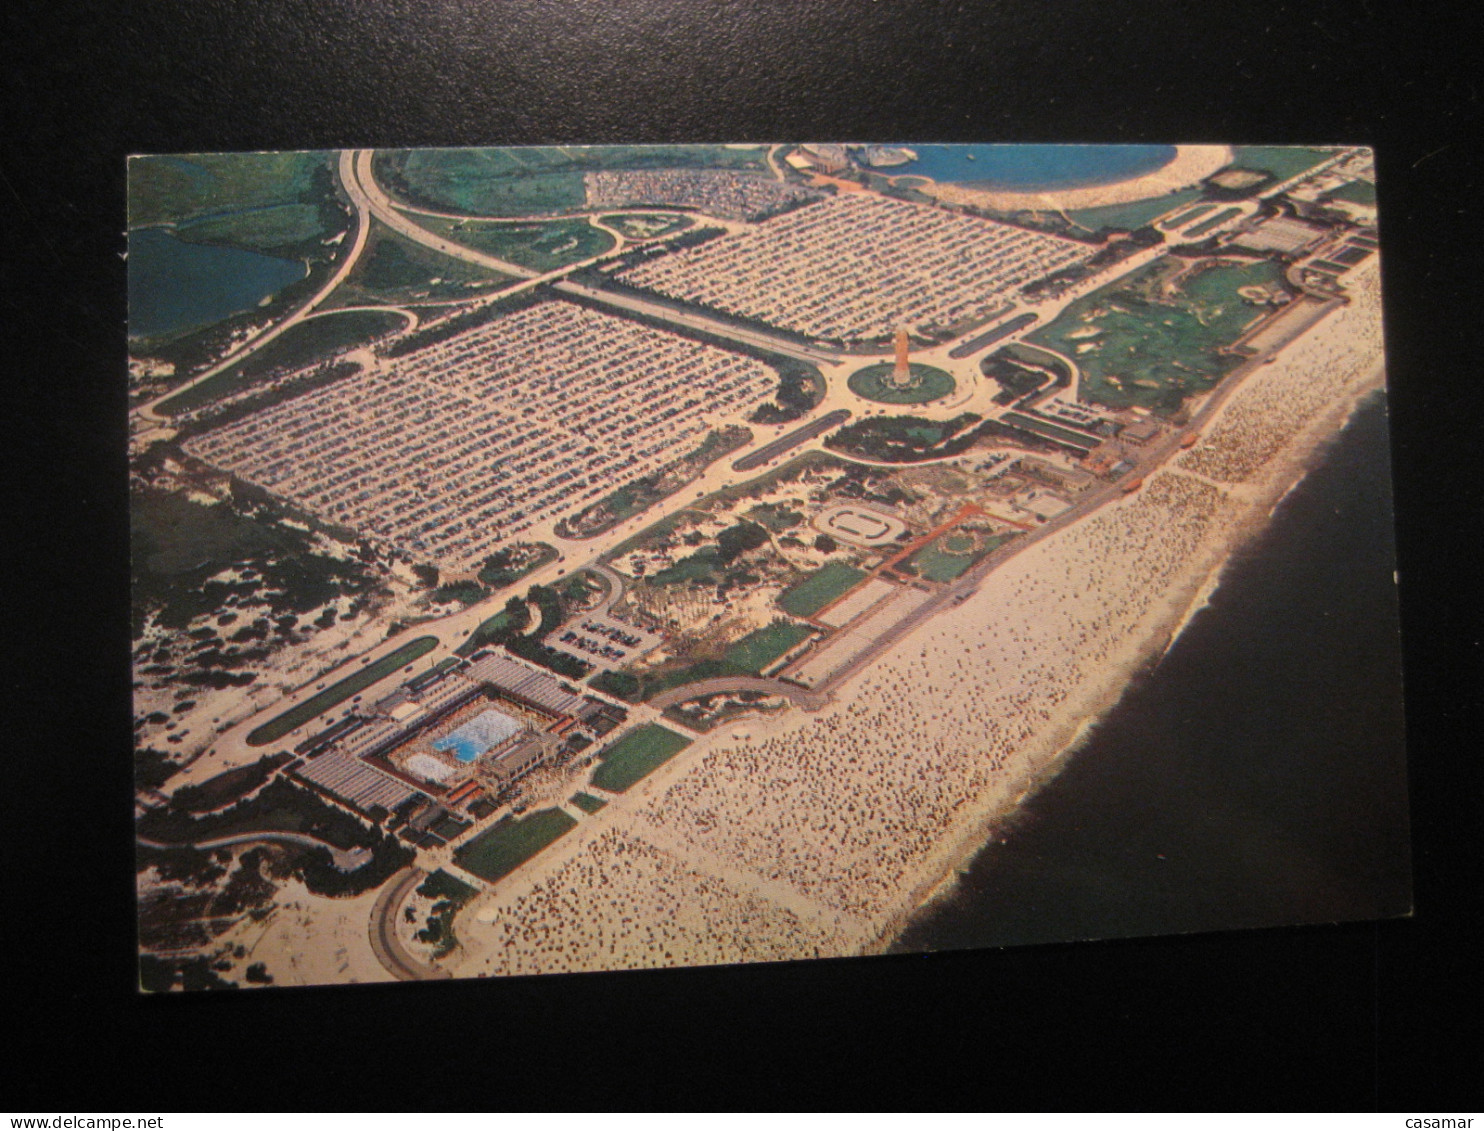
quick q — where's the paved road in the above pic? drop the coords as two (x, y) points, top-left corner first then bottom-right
(648, 676), (829, 712)
(368, 866), (452, 981)
(348, 150), (538, 280)
(137, 831), (371, 872)
(553, 278), (842, 366)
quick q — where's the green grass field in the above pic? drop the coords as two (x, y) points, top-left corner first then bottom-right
(570, 792), (607, 814)
(848, 362), (956, 405)
(1231, 146), (1334, 182)
(417, 216), (615, 271)
(157, 310), (405, 415)
(128, 152), (333, 230)
(1067, 187), (1203, 233)
(907, 535), (980, 582)
(333, 221), (515, 305)
(590, 724), (693, 793)
(778, 562), (867, 617)
(246, 636), (439, 746)
(175, 203), (328, 252)
(1028, 256), (1287, 413)
(1329, 179), (1377, 206)
(724, 621), (813, 674)
(453, 808), (578, 883)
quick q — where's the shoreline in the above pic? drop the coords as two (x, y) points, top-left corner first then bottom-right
(870, 357), (1388, 958)
(430, 261), (1385, 981)
(910, 144), (1236, 213)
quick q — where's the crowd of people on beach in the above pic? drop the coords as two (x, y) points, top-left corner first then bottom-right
(453, 465), (1231, 973)
(464, 829), (848, 976)
(1179, 262), (1384, 484)
(445, 262), (1386, 975)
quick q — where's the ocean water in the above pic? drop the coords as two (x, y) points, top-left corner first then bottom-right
(893, 144), (1177, 191)
(127, 226), (307, 340)
(892, 392), (1412, 954)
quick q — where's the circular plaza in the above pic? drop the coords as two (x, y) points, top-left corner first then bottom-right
(847, 361), (956, 405)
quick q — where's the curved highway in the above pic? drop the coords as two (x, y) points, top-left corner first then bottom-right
(648, 676), (829, 712)
(368, 866), (453, 981)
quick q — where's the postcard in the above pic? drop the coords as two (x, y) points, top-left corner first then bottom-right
(129, 143), (1407, 990)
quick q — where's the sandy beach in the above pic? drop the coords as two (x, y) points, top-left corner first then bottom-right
(441, 255), (1385, 980)
(914, 144), (1235, 213)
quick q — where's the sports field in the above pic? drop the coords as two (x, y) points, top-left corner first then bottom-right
(778, 562), (868, 617)
(590, 724), (692, 793)
(724, 621), (813, 674)
(453, 808), (578, 883)
(246, 635), (439, 747)
(905, 532), (981, 582)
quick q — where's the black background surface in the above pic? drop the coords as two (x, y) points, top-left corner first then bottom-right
(4, 0), (1480, 1112)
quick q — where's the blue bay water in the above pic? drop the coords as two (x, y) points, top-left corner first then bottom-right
(128, 226), (307, 340)
(894, 144), (1177, 190)
(892, 392), (1411, 954)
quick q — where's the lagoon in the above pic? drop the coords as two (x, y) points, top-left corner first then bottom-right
(893, 143), (1177, 191)
(128, 226), (307, 340)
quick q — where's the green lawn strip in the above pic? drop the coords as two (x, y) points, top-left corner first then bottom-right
(847, 362), (956, 405)
(1183, 207), (1244, 239)
(1231, 146), (1335, 182)
(590, 725), (693, 793)
(1165, 203), (1216, 228)
(778, 562), (868, 617)
(570, 792), (607, 815)
(246, 635), (439, 746)
(453, 808), (578, 883)
(1001, 413), (1099, 450)
(723, 621), (814, 674)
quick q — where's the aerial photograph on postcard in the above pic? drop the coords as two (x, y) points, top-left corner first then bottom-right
(128, 142), (1409, 990)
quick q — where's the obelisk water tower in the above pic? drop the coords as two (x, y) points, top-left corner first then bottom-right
(889, 325), (913, 389)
